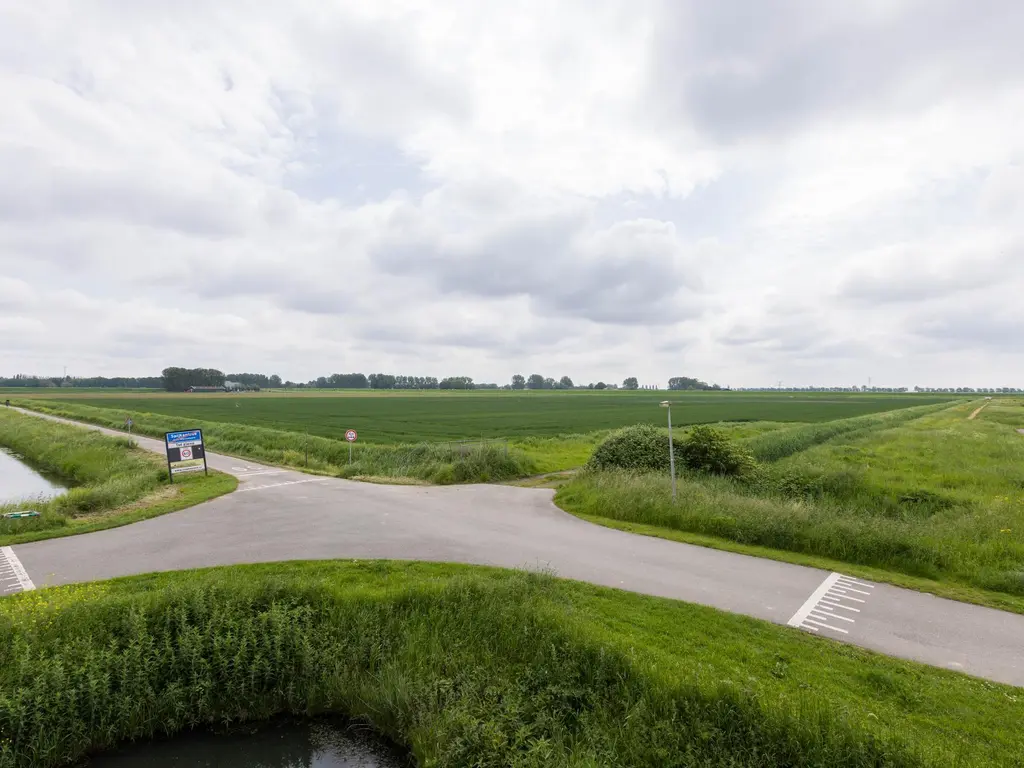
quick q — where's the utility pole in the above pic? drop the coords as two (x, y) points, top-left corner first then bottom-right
(660, 401), (677, 502)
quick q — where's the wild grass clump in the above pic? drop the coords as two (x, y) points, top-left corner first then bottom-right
(744, 402), (954, 462)
(588, 423), (755, 477)
(14, 401), (535, 484)
(1, 561), (1019, 767)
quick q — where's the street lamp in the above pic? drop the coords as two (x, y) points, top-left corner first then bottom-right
(660, 401), (677, 501)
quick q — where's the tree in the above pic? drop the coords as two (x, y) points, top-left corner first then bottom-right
(543, 377), (556, 390)
(622, 377), (638, 390)
(559, 375), (574, 389)
(526, 374), (545, 390)
(668, 376), (719, 391)
(594, 381), (607, 390)
(511, 374), (526, 390)
(368, 373), (397, 389)
(326, 373), (369, 388)
(439, 376), (474, 390)
(162, 367), (224, 392)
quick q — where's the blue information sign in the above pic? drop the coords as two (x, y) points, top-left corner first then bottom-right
(164, 429), (207, 481)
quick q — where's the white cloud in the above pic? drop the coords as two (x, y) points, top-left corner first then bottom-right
(0, 0), (1022, 386)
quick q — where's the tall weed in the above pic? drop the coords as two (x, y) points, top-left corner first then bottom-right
(0, 565), (1001, 767)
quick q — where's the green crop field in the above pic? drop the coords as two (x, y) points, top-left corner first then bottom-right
(32, 390), (956, 444)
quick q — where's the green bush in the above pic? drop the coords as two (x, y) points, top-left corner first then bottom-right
(676, 425), (755, 477)
(586, 424), (670, 472)
(588, 423), (754, 478)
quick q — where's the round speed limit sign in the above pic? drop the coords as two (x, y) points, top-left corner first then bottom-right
(180, 447), (193, 460)
(345, 429), (358, 442)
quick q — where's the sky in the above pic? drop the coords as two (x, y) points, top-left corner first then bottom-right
(1, 0), (1021, 388)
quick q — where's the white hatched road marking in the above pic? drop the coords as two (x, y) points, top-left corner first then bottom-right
(0, 546), (35, 594)
(233, 467), (285, 477)
(788, 572), (873, 635)
(236, 478), (325, 493)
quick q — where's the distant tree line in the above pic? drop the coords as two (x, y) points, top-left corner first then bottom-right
(0, 367), (745, 393)
(302, 374), (484, 390)
(226, 372), (282, 388)
(0, 374), (163, 388)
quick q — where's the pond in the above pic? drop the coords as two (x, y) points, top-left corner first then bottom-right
(85, 718), (407, 767)
(0, 447), (67, 506)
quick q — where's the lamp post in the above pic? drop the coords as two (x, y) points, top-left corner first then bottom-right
(660, 401), (677, 501)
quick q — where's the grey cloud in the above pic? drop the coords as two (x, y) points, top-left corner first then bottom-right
(653, 0), (1024, 140)
(372, 202), (705, 326)
(837, 243), (1021, 305)
(0, 149), (248, 237)
(910, 308), (1022, 352)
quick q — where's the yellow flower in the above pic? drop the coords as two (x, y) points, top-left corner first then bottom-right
(1000, 528), (1012, 533)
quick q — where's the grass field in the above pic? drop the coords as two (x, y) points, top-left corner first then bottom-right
(0, 409), (236, 545)
(1, 561), (1020, 768)
(30, 390), (956, 443)
(558, 400), (1024, 607)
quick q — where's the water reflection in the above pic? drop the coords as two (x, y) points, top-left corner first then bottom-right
(0, 447), (66, 506)
(87, 719), (406, 767)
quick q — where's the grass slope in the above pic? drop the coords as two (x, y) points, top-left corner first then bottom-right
(11, 401), (535, 484)
(557, 401), (1024, 606)
(0, 561), (1020, 768)
(30, 390), (956, 443)
(0, 409), (235, 545)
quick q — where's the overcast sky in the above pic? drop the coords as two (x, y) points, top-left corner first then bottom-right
(1, 1), (1021, 387)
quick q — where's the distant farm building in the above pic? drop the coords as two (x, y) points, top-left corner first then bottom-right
(186, 386), (227, 393)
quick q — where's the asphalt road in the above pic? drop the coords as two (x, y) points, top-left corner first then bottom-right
(7, 408), (1024, 688)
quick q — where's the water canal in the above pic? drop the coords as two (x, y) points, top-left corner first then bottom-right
(86, 719), (407, 767)
(0, 446), (66, 506)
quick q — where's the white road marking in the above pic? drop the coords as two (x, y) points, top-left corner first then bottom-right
(788, 571), (873, 635)
(236, 478), (324, 493)
(0, 547), (35, 593)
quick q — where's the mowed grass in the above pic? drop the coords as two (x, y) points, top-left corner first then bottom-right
(1, 561), (1021, 768)
(558, 400), (1024, 606)
(34, 390), (956, 444)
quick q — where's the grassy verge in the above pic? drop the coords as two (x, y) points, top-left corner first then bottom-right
(0, 409), (236, 545)
(1, 561), (1020, 768)
(557, 401), (1024, 607)
(13, 400), (535, 484)
(743, 401), (957, 461)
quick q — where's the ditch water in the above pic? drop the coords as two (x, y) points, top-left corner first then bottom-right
(85, 719), (407, 768)
(0, 447), (66, 506)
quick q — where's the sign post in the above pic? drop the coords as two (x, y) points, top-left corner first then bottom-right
(345, 429), (357, 464)
(164, 429), (208, 483)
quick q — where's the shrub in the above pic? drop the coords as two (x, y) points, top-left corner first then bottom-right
(676, 425), (755, 477)
(588, 424), (755, 478)
(586, 424), (670, 472)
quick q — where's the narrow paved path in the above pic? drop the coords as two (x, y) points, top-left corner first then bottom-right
(6, 407), (1024, 688)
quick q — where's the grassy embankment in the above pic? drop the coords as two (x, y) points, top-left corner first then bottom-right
(0, 409), (235, 546)
(1, 561), (1021, 768)
(12, 398), (827, 481)
(11, 401), (534, 484)
(558, 401), (1024, 611)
